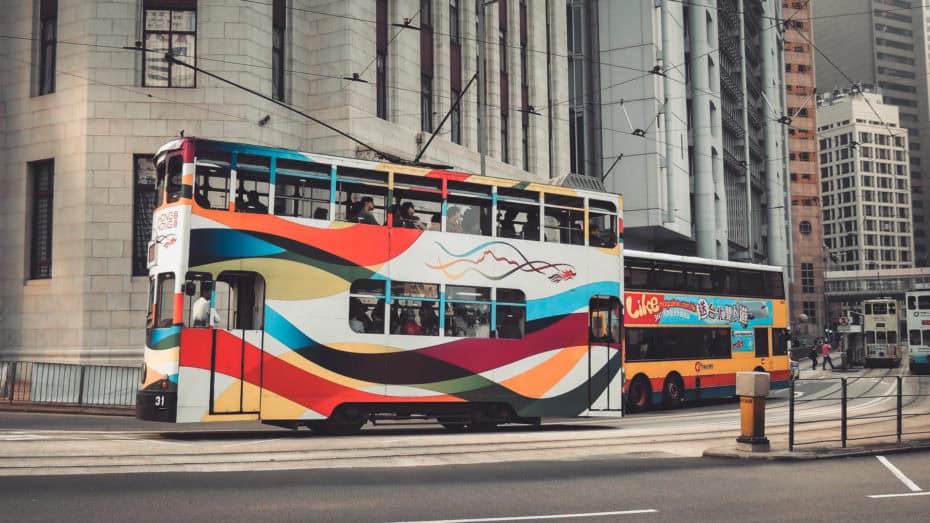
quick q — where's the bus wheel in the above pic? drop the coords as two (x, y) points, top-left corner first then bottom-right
(626, 376), (651, 412)
(662, 375), (685, 408)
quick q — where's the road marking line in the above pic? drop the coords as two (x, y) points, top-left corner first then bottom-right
(877, 456), (922, 492)
(868, 492), (930, 499)
(386, 509), (658, 523)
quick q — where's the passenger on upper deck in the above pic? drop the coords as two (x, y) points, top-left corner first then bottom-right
(352, 196), (378, 225)
(396, 202), (426, 230)
(241, 190), (268, 213)
(589, 224), (605, 247)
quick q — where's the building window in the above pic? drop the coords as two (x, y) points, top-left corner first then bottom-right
(799, 220), (812, 235)
(566, 2), (584, 175)
(29, 160), (54, 280)
(801, 262), (815, 293)
(37, 0), (57, 95)
(143, 1), (197, 87)
(519, 0), (529, 171)
(133, 155), (157, 276)
(449, 0), (462, 144)
(420, 0), (434, 132)
(499, 0), (510, 164)
(272, 0), (286, 101)
(376, 0), (388, 119)
(421, 75), (433, 132)
(450, 88), (461, 144)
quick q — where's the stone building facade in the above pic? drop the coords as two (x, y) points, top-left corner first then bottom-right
(0, 0), (569, 364)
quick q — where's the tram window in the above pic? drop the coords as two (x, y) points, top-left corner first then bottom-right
(335, 168), (388, 224)
(887, 331), (897, 343)
(923, 329), (930, 346)
(445, 285), (491, 338)
(864, 303), (873, 314)
(348, 280), (387, 334)
(182, 273), (215, 328)
(235, 154), (271, 214)
(214, 272), (265, 330)
(495, 288), (525, 339)
(754, 328), (770, 357)
(447, 181), (492, 236)
(920, 296), (930, 310)
(390, 281), (440, 336)
(195, 154), (231, 210)
(497, 187), (539, 240)
(146, 277), (155, 331)
(155, 273), (176, 328)
(155, 158), (166, 208)
(394, 174), (442, 230)
(275, 175), (330, 219)
(588, 199), (617, 247)
(908, 296), (916, 310)
(772, 328), (788, 356)
(865, 331), (875, 344)
(910, 330), (921, 346)
(873, 302), (888, 315)
(543, 194), (585, 245)
(166, 155), (183, 204)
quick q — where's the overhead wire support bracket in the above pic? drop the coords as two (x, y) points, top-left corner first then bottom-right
(414, 72), (478, 163)
(159, 52), (403, 163)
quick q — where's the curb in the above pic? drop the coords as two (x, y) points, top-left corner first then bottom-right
(0, 403), (134, 417)
(703, 440), (930, 461)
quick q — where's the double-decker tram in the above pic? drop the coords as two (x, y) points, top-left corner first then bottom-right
(622, 250), (789, 411)
(137, 138), (624, 433)
(904, 289), (930, 373)
(862, 298), (903, 368)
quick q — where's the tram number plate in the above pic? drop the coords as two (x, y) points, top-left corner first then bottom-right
(154, 393), (167, 411)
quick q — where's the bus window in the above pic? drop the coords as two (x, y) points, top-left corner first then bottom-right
(772, 328), (788, 356)
(689, 269), (713, 293)
(393, 174), (442, 230)
(496, 288), (525, 339)
(447, 181), (492, 236)
(624, 261), (651, 289)
(764, 272), (785, 299)
(348, 279), (386, 334)
(166, 155), (183, 203)
(155, 273), (176, 328)
(497, 187), (539, 240)
(626, 327), (731, 361)
(754, 328), (770, 357)
(195, 150), (231, 210)
(736, 269), (764, 297)
(588, 199), (617, 247)
(215, 272), (265, 330)
(182, 273), (214, 328)
(445, 285), (491, 338)
(543, 194), (584, 245)
(391, 281), (440, 335)
(235, 154), (271, 214)
(335, 168), (388, 224)
(275, 175), (330, 219)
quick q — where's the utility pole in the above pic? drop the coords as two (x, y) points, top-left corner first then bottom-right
(477, 0), (488, 177)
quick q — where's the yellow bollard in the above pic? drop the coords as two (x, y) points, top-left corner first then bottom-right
(735, 372), (770, 452)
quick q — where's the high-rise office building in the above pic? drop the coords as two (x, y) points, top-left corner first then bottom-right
(783, 0), (825, 335)
(817, 88), (915, 271)
(812, 0), (930, 266)
(569, 0), (790, 264)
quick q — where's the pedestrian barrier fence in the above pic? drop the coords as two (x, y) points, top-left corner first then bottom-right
(1, 360), (140, 408)
(788, 375), (930, 451)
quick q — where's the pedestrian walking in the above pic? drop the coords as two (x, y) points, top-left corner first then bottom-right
(808, 341), (818, 370)
(821, 339), (834, 370)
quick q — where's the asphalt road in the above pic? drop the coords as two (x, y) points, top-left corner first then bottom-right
(1, 452), (928, 522)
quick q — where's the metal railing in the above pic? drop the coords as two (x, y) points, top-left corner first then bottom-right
(1, 361), (140, 408)
(789, 375), (930, 451)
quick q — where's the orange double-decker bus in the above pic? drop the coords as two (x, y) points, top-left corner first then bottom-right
(622, 249), (789, 411)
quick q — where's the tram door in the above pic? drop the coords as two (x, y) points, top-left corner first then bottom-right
(211, 271), (264, 414)
(588, 296), (623, 412)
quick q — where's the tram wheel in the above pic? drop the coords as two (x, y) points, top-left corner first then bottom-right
(662, 374), (685, 408)
(626, 376), (652, 412)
